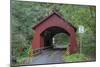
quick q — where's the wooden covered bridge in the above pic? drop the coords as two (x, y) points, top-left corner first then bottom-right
(32, 11), (77, 54)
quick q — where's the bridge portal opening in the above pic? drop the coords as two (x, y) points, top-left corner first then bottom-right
(41, 26), (70, 49)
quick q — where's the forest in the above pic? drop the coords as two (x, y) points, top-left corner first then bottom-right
(11, 1), (96, 64)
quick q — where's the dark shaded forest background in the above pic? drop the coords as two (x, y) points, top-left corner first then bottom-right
(11, 1), (96, 64)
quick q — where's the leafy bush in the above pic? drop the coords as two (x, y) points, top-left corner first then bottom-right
(63, 53), (89, 62)
(54, 33), (69, 45)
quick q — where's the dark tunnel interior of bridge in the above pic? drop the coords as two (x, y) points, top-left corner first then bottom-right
(40, 26), (70, 49)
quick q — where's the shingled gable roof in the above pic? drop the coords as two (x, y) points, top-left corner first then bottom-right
(32, 11), (77, 31)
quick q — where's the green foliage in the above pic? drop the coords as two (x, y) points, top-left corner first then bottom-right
(63, 53), (89, 62)
(78, 32), (96, 58)
(54, 33), (69, 45)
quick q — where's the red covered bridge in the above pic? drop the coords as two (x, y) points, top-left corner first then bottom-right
(32, 12), (77, 54)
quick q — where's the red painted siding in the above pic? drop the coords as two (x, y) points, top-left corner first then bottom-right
(32, 12), (77, 53)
